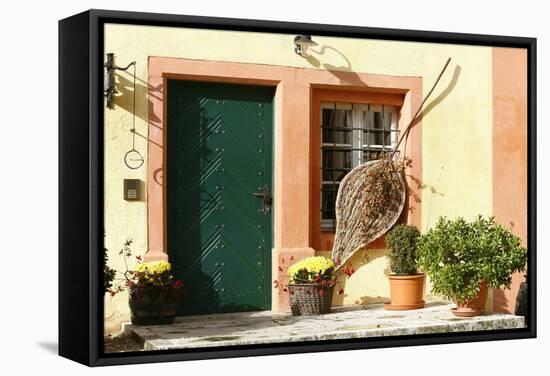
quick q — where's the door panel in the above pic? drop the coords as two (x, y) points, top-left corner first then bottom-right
(167, 80), (274, 316)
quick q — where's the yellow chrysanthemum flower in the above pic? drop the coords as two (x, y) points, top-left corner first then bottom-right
(135, 260), (171, 275)
(287, 256), (335, 283)
(135, 263), (147, 273)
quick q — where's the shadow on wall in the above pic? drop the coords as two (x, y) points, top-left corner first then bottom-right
(403, 172), (446, 224)
(357, 296), (391, 305)
(331, 248), (389, 306)
(153, 168), (163, 186)
(114, 71), (162, 123)
(305, 44), (462, 121)
(394, 66), (461, 229)
(422, 64), (462, 118)
(306, 45), (370, 86)
(108, 70), (165, 187)
(395, 67), (459, 229)
(107, 71), (164, 162)
(392, 64), (462, 145)
(492, 271), (524, 313)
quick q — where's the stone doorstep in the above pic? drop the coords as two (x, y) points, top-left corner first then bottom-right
(123, 302), (526, 351)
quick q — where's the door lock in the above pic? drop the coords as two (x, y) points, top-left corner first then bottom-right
(252, 184), (272, 215)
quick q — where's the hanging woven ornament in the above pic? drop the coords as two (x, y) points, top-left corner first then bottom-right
(331, 58), (452, 272)
(332, 156), (406, 271)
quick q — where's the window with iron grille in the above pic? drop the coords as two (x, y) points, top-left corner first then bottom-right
(321, 103), (399, 230)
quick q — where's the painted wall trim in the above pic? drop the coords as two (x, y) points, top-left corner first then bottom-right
(492, 47), (528, 313)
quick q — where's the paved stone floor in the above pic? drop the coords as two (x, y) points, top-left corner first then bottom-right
(125, 302), (525, 351)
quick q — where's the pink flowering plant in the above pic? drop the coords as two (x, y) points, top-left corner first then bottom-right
(274, 255), (358, 297)
(104, 238), (184, 296)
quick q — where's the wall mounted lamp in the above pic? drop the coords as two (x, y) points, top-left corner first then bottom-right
(104, 52), (136, 108)
(103, 53), (143, 170)
(294, 35), (318, 57)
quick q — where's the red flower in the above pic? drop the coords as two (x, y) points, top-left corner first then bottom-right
(172, 280), (184, 289)
(344, 265), (356, 277)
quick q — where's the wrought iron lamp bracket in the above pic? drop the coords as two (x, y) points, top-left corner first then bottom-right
(104, 52), (136, 108)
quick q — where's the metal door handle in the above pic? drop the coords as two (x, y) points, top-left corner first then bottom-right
(252, 184), (272, 215)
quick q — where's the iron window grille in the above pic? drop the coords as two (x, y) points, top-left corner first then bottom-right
(320, 102), (400, 230)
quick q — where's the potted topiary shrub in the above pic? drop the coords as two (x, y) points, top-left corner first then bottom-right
(126, 259), (184, 325)
(384, 224), (425, 310)
(418, 216), (527, 317)
(287, 256), (336, 315)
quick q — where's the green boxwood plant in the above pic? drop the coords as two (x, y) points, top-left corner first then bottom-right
(386, 224), (421, 275)
(417, 216), (527, 303)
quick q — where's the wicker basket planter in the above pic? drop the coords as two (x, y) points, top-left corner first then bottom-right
(288, 283), (334, 316)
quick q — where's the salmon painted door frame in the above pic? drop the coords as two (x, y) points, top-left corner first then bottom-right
(146, 57), (422, 312)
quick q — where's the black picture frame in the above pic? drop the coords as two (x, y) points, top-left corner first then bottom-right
(59, 9), (537, 367)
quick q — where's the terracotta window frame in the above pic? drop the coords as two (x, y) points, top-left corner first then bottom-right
(310, 88), (422, 252)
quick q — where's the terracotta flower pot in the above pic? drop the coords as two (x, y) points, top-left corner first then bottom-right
(384, 273), (425, 311)
(451, 280), (489, 317)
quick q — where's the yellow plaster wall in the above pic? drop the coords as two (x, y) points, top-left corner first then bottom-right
(103, 63), (148, 333)
(104, 24), (493, 332)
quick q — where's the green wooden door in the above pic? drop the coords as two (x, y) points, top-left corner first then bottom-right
(167, 80), (274, 316)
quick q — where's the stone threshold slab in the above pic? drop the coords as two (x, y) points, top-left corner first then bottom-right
(124, 302), (525, 351)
